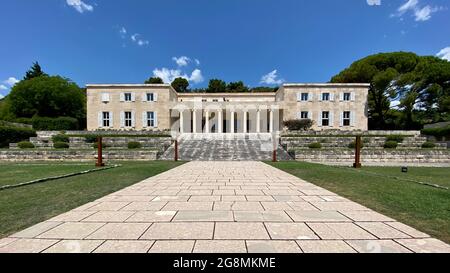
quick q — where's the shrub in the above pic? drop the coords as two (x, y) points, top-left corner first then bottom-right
(308, 142), (322, 149)
(127, 141), (142, 149)
(421, 142), (436, 149)
(421, 126), (450, 140)
(18, 141), (35, 149)
(384, 140), (398, 149)
(348, 141), (364, 149)
(84, 135), (99, 143)
(52, 134), (69, 143)
(53, 142), (69, 149)
(0, 126), (36, 148)
(283, 119), (313, 131)
(386, 135), (404, 143)
(31, 116), (79, 130)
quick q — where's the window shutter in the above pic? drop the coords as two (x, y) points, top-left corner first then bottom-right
(109, 112), (114, 128)
(351, 92), (356, 101)
(297, 112), (302, 119)
(154, 112), (158, 127)
(318, 112), (322, 127)
(330, 93), (334, 101)
(120, 111), (125, 128)
(142, 93), (147, 102)
(351, 111), (356, 127)
(329, 112), (334, 127)
(306, 111), (310, 119)
(101, 93), (110, 102)
(142, 112), (147, 128)
(319, 93), (323, 101)
(131, 93), (136, 102)
(154, 93), (158, 102)
(339, 112), (344, 127)
(297, 93), (301, 102)
(98, 112), (103, 128)
(131, 111), (136, 127)
(309, 93), (313, 101)
(340, 93), (344, 101)
(120, 93), (125, 102)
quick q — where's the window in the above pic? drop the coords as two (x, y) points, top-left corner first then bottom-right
(300, 111), (309, 119)
(322, 93), (330, 101)
(212, 99), (219, 102)
(343, 111), (351, 126)
(124, 111), (132, 127)
(147, 112), (155, 127)
(202, 99), (207, 102)
(101, 93), (110, 103)
(146, 93), (154, 102)
(102, 112), (110, 127)
(343, 93), (351, 101)
(301, 93), (309, 101)
(322, 111), (330, 126)
(124, 93), (132, 101)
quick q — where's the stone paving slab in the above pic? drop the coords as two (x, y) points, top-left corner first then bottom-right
(1, 161), (450, 253)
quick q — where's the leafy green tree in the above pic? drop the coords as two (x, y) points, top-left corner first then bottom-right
(331, 52), (450, 129)
(208, 79), (227, 93)
(250, 87), (278, 93)
(24, 62), (48, 80)
(7, 76), (86, 121)
(226, 81), (249, 93)
(145, 77), (164, 84)
(171, 77), (189, 92)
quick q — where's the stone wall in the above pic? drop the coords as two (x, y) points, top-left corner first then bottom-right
(293, 149), (450, 164)
(0, 150), (158, 162)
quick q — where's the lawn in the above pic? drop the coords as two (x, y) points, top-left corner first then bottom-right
(0, 162), (97, 187)
(267, 162), (450, 244)
(0, 161), (184, 238)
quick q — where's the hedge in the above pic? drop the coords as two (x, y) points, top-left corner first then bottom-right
(386, 135), (405, 143)
(384, 141), (398, 149)
(18, 141), (35, 149)
(308, 142), (322, 149)
(15, 116), (79, 130)
(283, 119), (313, 131)
(53, 142), (69, 149)
(421, 126), (450, 140)
(421, 142), (436, 149)
(127, 141), (142, 149)
(52, 134), (69, 143)
(0, 126), (36, 148)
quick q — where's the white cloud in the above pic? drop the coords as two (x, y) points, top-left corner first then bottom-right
(152, 68), (204, 84)
(66, 0), (93, 13)
(260, 70), (284, 85)
(119, 27), (127, 39)
(131, 33), (149, 47)
(367, 0), (381, 6)
(194, 59), (201, 66)
(172, 56), (191, 67)
(437, 47), (450, 61)
(394, 0), (441, 22)
(0, 85), (8, 90)
(3, 77), (19, 86)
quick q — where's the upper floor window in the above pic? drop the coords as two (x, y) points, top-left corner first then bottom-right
(343, 92), (351, 101)
(146, 93), (154, 102)
(102, 112), (110, 127)
(212, 99), (219, 102)
(301, 93), (309, 101)
(343, 111), (351, 126)
(322, 111), (330, 126)
(124, 93), (132, 101)
(101, 93), (110, 103)
(322, 93), (330, 101)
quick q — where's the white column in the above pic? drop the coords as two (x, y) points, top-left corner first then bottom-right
(243, 111), (248, 133)
(179, 110), (184, 133)
(231, 111), (235, 133)
(269, 110), (274, 133)
(218, 110), (223, 133)
(256, 110), (261, 133)
(205, 110), (210, 133)
(192, 109), (197, 133)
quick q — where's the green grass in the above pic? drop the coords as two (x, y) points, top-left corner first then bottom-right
(0, 163), (96, 187)
(0, 161), (184, 238)
(267, 161), (450, 243)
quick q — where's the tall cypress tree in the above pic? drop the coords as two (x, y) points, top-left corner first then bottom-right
(24, 62), (48, 80)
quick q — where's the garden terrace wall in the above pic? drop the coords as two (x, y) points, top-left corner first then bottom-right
(282, 130), (421, 136)
(0, 150), (158, 162)
(293, 149), (450, 164)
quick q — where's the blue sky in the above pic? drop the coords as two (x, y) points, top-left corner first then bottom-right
(1, 0), (449, 97)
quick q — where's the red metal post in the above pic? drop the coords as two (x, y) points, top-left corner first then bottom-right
(96, 136), (105, 167)
(353, 136), (362, 168)
(174, 139), (178, 161)
(272, 150), (277, 162)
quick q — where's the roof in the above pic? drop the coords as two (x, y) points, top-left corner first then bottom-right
(282, 83), (370, 88)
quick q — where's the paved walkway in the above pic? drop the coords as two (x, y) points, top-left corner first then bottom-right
(1, 161), (449, 253)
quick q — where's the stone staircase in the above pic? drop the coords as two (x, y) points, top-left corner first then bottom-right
(160, 133), (293, 161)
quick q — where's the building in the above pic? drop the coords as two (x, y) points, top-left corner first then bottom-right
(86, 83), (370, 132)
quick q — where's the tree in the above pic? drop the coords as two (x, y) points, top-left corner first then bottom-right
(7, 76), (86, 121)
(226, 81), (249, 93)
(208, 79), (227, 93)
(171, 77), (189, 92)
(330, 52), (450, 129)
(24, 62), (48, 80)
(145, 77), (164, 84)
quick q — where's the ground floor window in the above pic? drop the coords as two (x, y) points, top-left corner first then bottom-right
(125, 111), (132, 127)
(322, 111), (330, 126)
(102, 112), (110, 127)
(147, 111), (155, 127)
(343, 111), (351, 126)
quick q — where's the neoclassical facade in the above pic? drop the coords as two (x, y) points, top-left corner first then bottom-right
(86, 83), (369, 132)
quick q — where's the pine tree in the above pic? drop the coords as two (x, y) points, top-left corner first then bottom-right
(24, 62), (48, 80)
